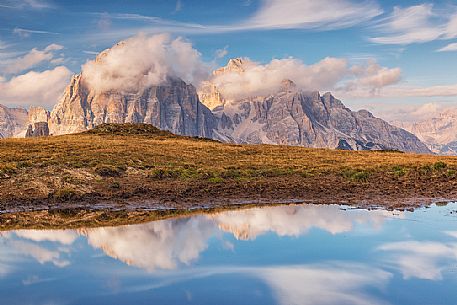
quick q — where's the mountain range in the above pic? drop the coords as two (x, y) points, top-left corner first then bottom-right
(394, 110), (457, 155)
(0, 43), (431, 154)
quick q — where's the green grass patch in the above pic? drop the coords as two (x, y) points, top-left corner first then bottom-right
(392, 165), (407, 177)
(433, 161), (447, 171)
(342, 169), (370, 182)
(94, 164), (125, 177)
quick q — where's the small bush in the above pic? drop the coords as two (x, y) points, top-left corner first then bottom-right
(110, 181), (120, 189)
(53, 188), (77, 201)
(221, 169), (242, 179)
(94, 165), (124, 177)
(446, 170), (456, 177)
(433, 161), (447, 171)
(419, 165), (433, 175)
(208, 177), (224, 183)
(342, 169), (370, 182)
(148, 168), (184, 179)
(16, 161), (32, 168)
(0, 165), (17, 179)
(392, 165), (407, 177)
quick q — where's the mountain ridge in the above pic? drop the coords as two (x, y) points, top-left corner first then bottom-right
(0, 53), (431, 154)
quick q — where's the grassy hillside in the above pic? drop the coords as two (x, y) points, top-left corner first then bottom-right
(1, 123), (456, 213)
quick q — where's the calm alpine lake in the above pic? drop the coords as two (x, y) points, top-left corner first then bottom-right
(1, 203), (457, 305)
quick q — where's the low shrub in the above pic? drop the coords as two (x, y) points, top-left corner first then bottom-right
(342, 169), (370, 182)
(94, 164), (124, 177)
(53, 188), (77, 201)
(433, 161), (447, 171)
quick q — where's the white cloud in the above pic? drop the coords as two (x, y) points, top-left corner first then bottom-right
(10, 240), (70, 268)
(81, 33), (210, 93)
(384, 84), (457, 98)
(0, 0), (52, 9)
(83, 217), (215, 272)
(206, 57), (401, 101)
(340, 60), (401, 96)
(83, 205), (400, 272)
(0, 41), (9, 50)
(174, 0), (182, 13)
(437, 42), (457, 52)
(14, 230), (78, 245)
(0, 66), (71, 107)
(256, 264), (391, 305)
(378, 240), (457, 280)
(214, 204), (400, 239)
(1, 43), (64, 74)
(87, 0), (381, 41)
(13, 27), (58, 38)
(97, 12), (112, 31)
(215, 46), (229, 59)
(22, 0), (51, 9)
(370, 4), (457, 45)
(242, 0), (382, 31)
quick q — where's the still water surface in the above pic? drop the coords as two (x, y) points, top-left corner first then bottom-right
(1, 203), (457, 305)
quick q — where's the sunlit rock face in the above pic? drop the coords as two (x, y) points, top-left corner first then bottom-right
(0, 105), (28, 138)
(199, 59), (430, 153)
(394, 110), (457, 155)
(48, 36), (217, 137)
(25, 122), (49, 138)
(48, 73), (217, 137)
(0, 105), (49, 138)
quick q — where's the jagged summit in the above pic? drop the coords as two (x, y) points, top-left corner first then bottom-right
(279, 79), (296, 92)
(214, 57), (248, 75)
(0, 39), (431, 154)
(394, 109), (457, 155)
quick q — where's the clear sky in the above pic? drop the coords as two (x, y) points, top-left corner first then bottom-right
(1, 0), (457, 122)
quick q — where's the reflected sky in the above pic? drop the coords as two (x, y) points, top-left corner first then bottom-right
(0, 203), (456, 305)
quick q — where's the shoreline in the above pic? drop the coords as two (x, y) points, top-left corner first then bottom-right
(2, 124), (457, 228)
(0, 194), (454, 231)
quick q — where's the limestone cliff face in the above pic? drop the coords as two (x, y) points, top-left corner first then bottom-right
(210, 83), (430, 153)
(393, 110), (457, 155)
(0, 105), (28, 138)
(48, 74), (217, 138)
(197, 58), (248, 111)
(28, 106), (50, 125)
(0, 52), (431, 154)
(199, 58), (430, 153)
(25, 122), (50, 137)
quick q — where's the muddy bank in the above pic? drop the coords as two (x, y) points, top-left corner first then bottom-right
(2, 124), (457, 226)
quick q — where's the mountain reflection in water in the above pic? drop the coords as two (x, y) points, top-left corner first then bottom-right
(0, 203), (456, 305)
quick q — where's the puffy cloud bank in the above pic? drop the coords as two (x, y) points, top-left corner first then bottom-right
(0, 66), (71, 107)
(81, 33), (210, 93)
(207, 57), (401, 101)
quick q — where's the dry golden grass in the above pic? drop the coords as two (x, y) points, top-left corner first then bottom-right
(1, 123), (456, 210)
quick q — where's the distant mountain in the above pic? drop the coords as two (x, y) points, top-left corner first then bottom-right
(0, 105), (48, 138)
(0, 105), (27, 138)
(48, 74), (217, 138)
(199, 59), (431, 153)
(0, 51), (431, 154)
(394, 110), (457, 155)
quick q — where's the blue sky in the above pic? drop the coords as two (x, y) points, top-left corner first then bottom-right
(2, 0), (457, 121)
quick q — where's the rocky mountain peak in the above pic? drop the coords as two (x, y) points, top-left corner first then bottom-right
(279, 79), (296, 92)
(25, 122), (49, 138)
(48, 72), (217, 137)
(0, 105), (28, 138)
(357, 109), (374, 118)
(214, 57), (247, 75)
